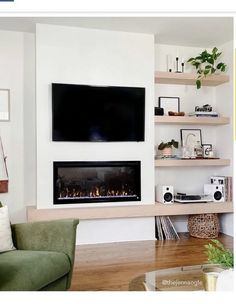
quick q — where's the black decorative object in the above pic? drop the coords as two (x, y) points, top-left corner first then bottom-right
(155, 107), (164, 116)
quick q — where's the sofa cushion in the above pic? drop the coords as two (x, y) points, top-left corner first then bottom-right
(0, 250), (71, 291)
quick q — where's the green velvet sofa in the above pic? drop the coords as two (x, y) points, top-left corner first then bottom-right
(0, 218), (79, 291)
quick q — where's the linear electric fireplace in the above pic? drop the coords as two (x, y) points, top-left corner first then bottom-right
(53, 161), (141, 204)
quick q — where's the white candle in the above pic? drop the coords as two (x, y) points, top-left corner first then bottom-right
(176, 49), (179, 60)
(167, 55), (173, 72)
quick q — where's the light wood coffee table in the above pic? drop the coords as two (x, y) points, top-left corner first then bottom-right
(129, 265), (205, 291)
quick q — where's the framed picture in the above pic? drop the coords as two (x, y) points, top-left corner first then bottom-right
(202, 144), (212, 158)
(180, 129), (202, 148)
(0, 89), (10, 121)
(158, 96), (180, 115)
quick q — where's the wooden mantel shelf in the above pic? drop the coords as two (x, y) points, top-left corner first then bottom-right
(27, 202), (233, 222)
(155, 71), (229, 86)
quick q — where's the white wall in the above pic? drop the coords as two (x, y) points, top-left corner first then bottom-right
(0, 24), (232, 242)
(36, 24), (155, 244)
(154, 43), (234, 233)
(0, 30), (25, 222)
(215, 40), (234, 236)
(23, 33), (37, 207)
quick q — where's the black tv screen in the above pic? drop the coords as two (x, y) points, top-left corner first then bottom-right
(52, 83), (145, 142)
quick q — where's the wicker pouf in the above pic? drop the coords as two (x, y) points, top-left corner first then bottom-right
(188, 213), (220, 239)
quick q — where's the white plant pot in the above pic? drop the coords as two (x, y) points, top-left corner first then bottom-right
(162, 147), (172, 157)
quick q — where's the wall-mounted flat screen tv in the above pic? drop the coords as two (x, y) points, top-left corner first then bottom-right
(52, 83), (145, 142)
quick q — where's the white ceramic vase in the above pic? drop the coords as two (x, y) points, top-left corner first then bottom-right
(216, 269), (234, 291)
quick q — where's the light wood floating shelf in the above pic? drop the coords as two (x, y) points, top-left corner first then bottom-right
(155, 71), (229, 86)
(27, 202), (233, 221)
(155, 116), (230, 125)
(155, 159), (230, 167)
(152, 202), (233, 216)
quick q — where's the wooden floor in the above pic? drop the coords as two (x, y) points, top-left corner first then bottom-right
(70, 233), (233, 291)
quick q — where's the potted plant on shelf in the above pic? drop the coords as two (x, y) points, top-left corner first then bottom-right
(158, 139), (179, 157)
(187, 47), (227, 89)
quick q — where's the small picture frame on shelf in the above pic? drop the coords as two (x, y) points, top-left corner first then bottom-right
(180, 129), (202, 147)
(202, 144), (213, 158)
(158, 96), (180, 116)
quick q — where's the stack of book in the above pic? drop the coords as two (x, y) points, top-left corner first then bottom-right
(210, 175), (233, 202)
(188, 111), (219, 117)
(155, 216), (180, 240)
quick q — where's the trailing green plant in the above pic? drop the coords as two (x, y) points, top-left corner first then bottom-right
(158, 139), (179, 150)
(187, 47), (227, 89)
(204, 239), (233, 268)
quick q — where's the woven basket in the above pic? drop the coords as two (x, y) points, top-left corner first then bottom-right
(188, 213), (220, 239)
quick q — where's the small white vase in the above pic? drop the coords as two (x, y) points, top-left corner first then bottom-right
(216, 269), (234, 291)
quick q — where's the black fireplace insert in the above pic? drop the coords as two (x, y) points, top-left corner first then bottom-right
(53, 161), (141, 204)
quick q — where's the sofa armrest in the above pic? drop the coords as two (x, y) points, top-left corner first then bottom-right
(11, 219), (79, 258)
(11, 219), (79, 290)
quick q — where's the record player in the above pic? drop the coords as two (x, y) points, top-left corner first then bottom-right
(174, 193), (212, 203)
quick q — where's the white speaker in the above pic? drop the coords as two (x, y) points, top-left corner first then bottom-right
(204, 184), (225, 202)
(155, 185), (174, 204)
